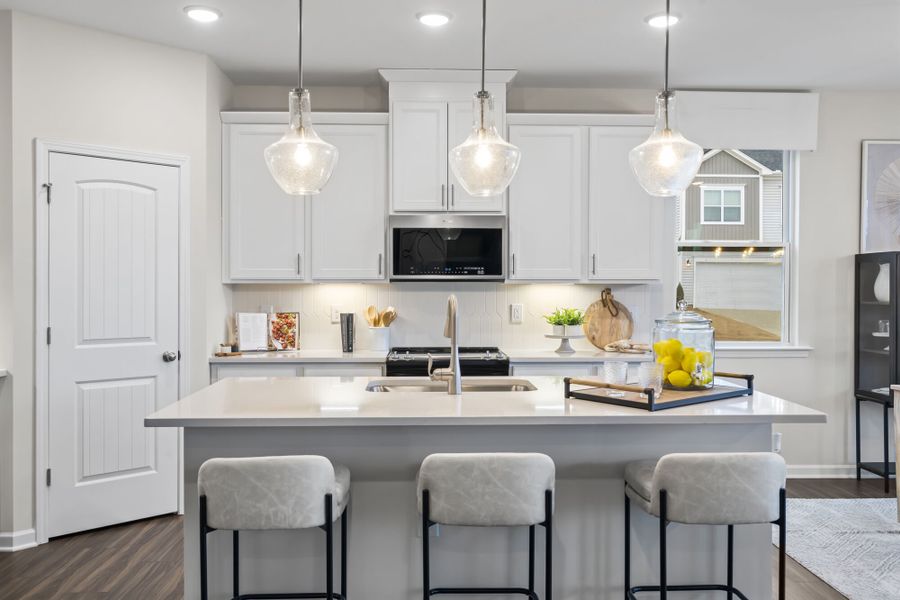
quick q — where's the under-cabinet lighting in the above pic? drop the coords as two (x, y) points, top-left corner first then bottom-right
(417, 11), (452, 27)
(645, 13), (679, 28)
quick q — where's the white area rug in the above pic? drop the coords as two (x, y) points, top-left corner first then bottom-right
(773, 498), (900, 599)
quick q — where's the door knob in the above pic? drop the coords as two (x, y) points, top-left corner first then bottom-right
(162, 351), (177, 363)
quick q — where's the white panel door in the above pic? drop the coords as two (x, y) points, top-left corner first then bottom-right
(391, 101), (447, 212)
(47, 152), (179, 537)
(588, 126), (663, 280)
(311, 124), (387, 280)
(507, 126), (584, 280)
(227, 124), (306, 280)
(447, 100), (505, 213)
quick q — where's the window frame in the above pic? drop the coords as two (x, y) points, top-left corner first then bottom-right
(699, 184), (746, 225)
(676, 151), (806, 354)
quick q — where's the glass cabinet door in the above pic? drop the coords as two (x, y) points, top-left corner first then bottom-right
(856, 253), (896, 398)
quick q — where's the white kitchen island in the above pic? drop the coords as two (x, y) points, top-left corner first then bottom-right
(146, 376), (825, 600)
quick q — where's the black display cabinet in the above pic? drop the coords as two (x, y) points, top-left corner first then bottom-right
(855, 252), (897, 492)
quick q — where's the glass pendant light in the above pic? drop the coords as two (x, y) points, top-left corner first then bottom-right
(264, 0), (338, 195)
(629, 0), (702, 198)
(448, 0), (521, 197)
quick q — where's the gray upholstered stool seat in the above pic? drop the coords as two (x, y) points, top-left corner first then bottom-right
(417, 453), (556, 600)
(198, 455), (350, 600)
(624, 452), (787, 600)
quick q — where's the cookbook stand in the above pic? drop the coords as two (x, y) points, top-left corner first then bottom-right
(564, 373), (754, 412)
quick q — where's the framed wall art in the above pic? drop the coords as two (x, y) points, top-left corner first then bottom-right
(861, 140), (900, 252)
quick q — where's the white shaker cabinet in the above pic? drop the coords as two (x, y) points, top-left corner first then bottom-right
(310, 124), (387, 280)
(222, 113), (389, 283)
(225, 123), (306, 281)
(588, 126), (664, 281)
(391, 101), (448, 212)
(507, 125), (584, 280)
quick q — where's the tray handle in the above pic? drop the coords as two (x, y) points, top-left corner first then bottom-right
(564, 378), (654, 397)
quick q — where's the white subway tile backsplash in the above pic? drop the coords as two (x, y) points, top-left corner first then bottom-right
(229, 282), (663, 352)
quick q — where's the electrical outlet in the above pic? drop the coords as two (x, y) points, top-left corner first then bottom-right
(510, 303), (524, 324)
(331, 306), (341, 324)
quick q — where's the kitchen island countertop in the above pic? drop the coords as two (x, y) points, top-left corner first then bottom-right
(146, 375), (824, 428)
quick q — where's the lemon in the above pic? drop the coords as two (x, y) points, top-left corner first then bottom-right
(664, 338), (683, 354)
(682, 354), (699, 373)
(660, 356), (680, 374)
(698, 370), (713, 385)
(653, 340), (667, 356)
(667, 370), (692, 388)
(696, 351), (713, 367)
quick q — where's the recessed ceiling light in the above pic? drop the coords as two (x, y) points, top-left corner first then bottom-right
(645, 13), (679, 28)
(184, 6), (221, 23)
(417, 11), (452, 27)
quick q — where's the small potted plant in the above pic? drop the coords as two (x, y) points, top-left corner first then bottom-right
(544, 308), (584, 336)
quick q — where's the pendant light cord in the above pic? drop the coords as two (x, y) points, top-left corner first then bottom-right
(480, 0), (487, 93)
(297, 0), (304, 90)
(663, 0), (671, 129)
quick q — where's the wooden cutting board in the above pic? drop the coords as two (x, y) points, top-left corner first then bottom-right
(583, 288), (634, 349)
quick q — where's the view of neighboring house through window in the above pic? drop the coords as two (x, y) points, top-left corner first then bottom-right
(677, 149), (790, 343)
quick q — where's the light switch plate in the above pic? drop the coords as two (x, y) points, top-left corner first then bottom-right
(510, 303), (524, 324)
(331, 306), (341, 324)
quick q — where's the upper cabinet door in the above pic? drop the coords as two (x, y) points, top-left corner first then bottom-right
(447, 100), (506, 213)
(310, 124), (387, 280)
(391, 101), (447, 212)
(226, 124), (306, 281)
(588, 126), (663, 280)
(507, 125), (585, 281)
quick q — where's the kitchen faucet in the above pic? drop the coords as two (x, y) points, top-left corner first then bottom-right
(428, 294), (462, 395)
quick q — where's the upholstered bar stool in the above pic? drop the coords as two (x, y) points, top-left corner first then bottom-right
(624, 452), (786, 600)
(417, 453), (555, 600)
(198, 456), (350, 600)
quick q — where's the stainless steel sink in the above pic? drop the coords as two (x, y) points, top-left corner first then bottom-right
(365, 378), (537, 393)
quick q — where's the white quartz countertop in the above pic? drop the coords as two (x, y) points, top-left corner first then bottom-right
(209, 349), (651, 364)
(146, 375), (826, 428)
(209, 350), (387, 364)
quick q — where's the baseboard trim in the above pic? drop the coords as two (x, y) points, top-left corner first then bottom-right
(0, 528), (37, 552)
(787, 464), (864, 479)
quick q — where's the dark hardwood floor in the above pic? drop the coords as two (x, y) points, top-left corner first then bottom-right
(0, 478), (893, 599)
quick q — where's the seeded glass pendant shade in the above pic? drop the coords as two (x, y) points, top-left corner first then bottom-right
(629, 0), (702, 198)
(629, 92), (702, 197)
(449, 0), (521, 197)
(265, 89), (338, 195)
(450, 92), (521, 197)
(264, 0), (338, 195)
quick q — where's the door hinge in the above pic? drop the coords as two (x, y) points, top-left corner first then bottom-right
(42, 182), (53, 204)
(46, 468), (51, 486)
(46, 327), (51, 345)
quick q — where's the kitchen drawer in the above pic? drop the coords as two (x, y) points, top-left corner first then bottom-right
(301, 364), (385, 377)
(510, 363), (596, 377)
(211, 364), (303, 383)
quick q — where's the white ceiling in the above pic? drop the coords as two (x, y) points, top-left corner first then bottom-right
(1, 0), (899, 89)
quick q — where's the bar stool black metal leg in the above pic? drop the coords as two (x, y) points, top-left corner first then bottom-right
(528, 525), (535, 595)
(726, 525), (733, 600)
(422, 489), (431, 600)
(341, 506), (348, 600)
(200, 496), (209, 600)
(659, 490), (668, 600)
(233, 530), (240, 600)
(778, 488), (786, 600)
(325, 494), (334, 600)
(884, 404), (891, 494)
(544, 490), (553, 600)
(624, 493), (631, 600)
(855, 398), (862, 480)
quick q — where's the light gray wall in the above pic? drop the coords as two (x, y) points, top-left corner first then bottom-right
(684, 176), (761, 241)
(4, 11), (233, 535)
(0, 10), (13, 536)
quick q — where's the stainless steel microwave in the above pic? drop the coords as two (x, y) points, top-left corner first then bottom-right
(389, 215), (506, 281)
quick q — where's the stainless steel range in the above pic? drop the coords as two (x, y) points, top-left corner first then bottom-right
(386, 346), (510, 377)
